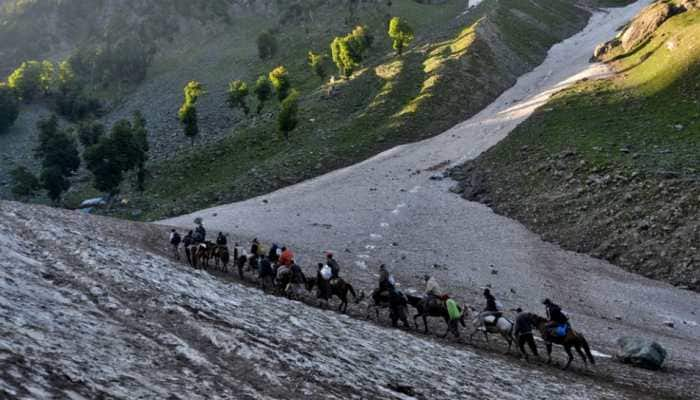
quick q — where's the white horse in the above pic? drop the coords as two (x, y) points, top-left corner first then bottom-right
(470, 311), (515, 352)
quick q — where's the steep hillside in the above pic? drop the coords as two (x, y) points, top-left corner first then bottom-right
(0, 199), (683, 400)
(88, 0), (614, 221)
(453, 0), (700, 290)
(0, 0), (625, 218)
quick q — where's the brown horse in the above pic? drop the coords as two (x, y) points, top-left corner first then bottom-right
(212, 245), (230, 272)
(366, 290), (411, 329)
(406, 294), (467, 338)
(528, 314), (595, 370)
(306, 277), (362, 313)
(191, 242), (215, 269)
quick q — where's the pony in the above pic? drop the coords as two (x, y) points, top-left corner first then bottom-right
(213, 245), (230, 272)
(366, 290), (411, 329)
(406, 294), (467, 338)
(527, 314), (595, 370)
(470, 311), (515, 352)
(305, 277), (362, 313)
(190, 242), (215, 269)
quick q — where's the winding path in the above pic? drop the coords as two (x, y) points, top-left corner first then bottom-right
(162, 0), (699, 372)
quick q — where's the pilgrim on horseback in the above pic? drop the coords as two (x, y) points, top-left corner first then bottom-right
(193, 218), (206, 243)
(542, 298), (570, 340)
(325, 252), (341, 283)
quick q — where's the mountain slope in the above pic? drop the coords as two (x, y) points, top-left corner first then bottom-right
(453, 0), (700, 290)
(0, 200), (671, 400)
(0, 0), (622, 219)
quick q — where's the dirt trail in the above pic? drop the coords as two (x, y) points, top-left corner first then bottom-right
(162, 0), (699, 395)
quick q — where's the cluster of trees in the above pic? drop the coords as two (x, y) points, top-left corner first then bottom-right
(184, 63), (299, 143)
(11, 113), (150, 203)
(0, 59), (102, 133)
(330, 25), (374, 78)
(84, 112), (149, 195)
(11, 115), (82, 202)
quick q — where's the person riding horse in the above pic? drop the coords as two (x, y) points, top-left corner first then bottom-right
(326, 252), (340, 283)
(423, 275), (443, 307)
(372, 264), (396, 303)
(543, 298), (570, 339)
(216, 232), (227, 246)
(482, 288), (502, 324)
(194, 224), (206, 244)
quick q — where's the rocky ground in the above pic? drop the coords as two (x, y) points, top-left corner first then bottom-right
(3, 200), (689, 400)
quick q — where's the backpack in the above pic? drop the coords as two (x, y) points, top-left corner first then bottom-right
(320, 264), (332, 280)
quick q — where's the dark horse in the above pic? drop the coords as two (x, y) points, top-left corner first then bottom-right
(528, 314), (595, 370)
(366, 290), (411, 329)
(406, 294), (467, 337)
(306, 277), (362, 313)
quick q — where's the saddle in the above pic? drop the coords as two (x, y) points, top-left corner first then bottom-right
(546, 323), (570, 338)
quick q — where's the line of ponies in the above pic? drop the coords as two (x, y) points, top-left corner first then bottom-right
(179, 239), (595, 371)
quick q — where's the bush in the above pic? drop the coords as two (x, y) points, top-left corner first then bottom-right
(269, 66), (291, 102)
(257, 31), (278, 60)
(227, 80), (250, 115)
(0, 84), (20, 134)
(278, 89), (300, 140)
(10, 166), (40, 198)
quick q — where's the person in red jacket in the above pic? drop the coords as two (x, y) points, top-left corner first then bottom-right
(279, 247), (294, 266)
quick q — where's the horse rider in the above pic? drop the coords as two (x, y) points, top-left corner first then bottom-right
(325, 252), (340, 282)
(543, 298), (569, 334)
(182, 230), (194, 264)
(287, 262), (306, 296)
(482, 288), (502, 324)
(250, 238), (260, 258)
(194, 223), (206, 243)
(169, 229), (181, 260)
(269, 244), (279, 263)
(513, 307), (539, 359)
(316, 263), (332, 299)
(372, 264), (396, 303)
(216, 232), (227, 246)
(279, 247), (294, 267)
(423, 274), (443, 306)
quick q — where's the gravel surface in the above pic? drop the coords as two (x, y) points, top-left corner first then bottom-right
(162, 0), (700, 396)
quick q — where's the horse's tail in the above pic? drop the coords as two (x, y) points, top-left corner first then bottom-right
(580, 335), (596, 365)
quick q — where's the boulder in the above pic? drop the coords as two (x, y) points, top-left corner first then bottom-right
(616, 336), (667, 370)
(620, 2), (672, 51)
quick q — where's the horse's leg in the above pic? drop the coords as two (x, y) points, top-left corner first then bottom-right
(546, 342), (553, 364)
(563, 345), (574, 370)
(423, 315), (429, 334)
(575, 344), (588, 366)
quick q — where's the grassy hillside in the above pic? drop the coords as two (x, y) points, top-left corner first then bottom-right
(1, 0), (630, 219)
(454, 1), (700, 290)
(59, 0), (611, 221)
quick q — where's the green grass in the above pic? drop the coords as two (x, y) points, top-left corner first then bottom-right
(484, 8), (700, 178)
